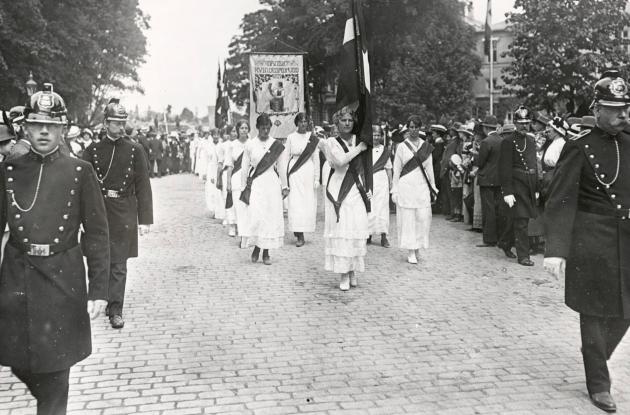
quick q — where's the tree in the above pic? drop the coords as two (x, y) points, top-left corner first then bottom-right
(225, 0), (481, 124)
(180, 107), (195, 123)
(503, 0), (630, 114)
(0, 0), (149, 125)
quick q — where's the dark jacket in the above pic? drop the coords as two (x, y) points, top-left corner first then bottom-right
(148, 137), (163, 160)
(0, 149), (110, 372)
(83, 137), (153, 262)
(440, 137), (463, 178)
(499, 130), (538, 218)
(474, 131), (502, 187)
(545, 126), (630, 318)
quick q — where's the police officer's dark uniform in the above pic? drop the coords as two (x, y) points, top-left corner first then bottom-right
(545, 71), (630, 413)
(82, 99), (153, 329)
(498, 107), (539, 265)
(0, 86), (110, 414)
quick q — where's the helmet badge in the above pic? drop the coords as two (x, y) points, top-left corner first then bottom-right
(609, 78), (628, 98)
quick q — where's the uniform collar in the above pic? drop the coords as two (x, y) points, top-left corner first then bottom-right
(106, 135), (123, 145)
(28, 146), (61, 163)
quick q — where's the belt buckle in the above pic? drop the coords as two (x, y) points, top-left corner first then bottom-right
(106, 190), (120, 198)
(28, 244), (50, 257)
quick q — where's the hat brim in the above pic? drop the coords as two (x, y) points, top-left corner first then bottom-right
(596, 100), (630, 107)
(515, 120), (531, 124)
(481, 123), (497, 128)
(106, 117), (128, 121)
(24, 118), (66, 125)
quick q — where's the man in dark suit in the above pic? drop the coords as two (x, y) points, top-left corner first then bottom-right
(148, 131), (163, 177)
(83, 99), (153, 329)
(499, 107), (538, 266)
(0, 85), (109, 415)
(545, 70), (630, 413)
(474, 115), (513, 251)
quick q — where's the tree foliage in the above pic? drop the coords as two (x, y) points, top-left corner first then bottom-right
(503, 0), (630, 114)
(0, 0), (149, 125)
(225, 0), (481, 123)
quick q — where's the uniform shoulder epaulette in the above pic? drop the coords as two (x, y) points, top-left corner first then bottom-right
(569, 129), (591, 141)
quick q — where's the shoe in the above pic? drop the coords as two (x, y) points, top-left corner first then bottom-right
(589, 392), (617, 413)
(444, 215), (454, 220)
(476, 243), (497, 247)
(500, 247), (517, 258)
(339, 274), (350, 291)
(263, 256), (272, 265)
(450, 215), (464, 222)
(366, 236), (372, 245)
(518, 258), (535, 266)
(228, 227), (236, 237)
(110, 315), (124, 329)
(381, 236), (390, 248)
(296, 235), (305, 247)
(349, 271), (358, 287)
(407, 252), (418, 264)
(251, 247), (260, 263)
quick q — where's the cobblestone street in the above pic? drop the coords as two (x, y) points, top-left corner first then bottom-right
(1, 173), (629, 415)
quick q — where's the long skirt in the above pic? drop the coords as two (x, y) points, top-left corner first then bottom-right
(287, 159), (317, 233)
(368, 170), (390, 235)
(396, 206), (432, 250)
(224, 170), (236, 225)
(205, 177), (222, 216)
(247, 169), (284, 249)
(324, 186), (368, 274)
(234, 189), (250, 237)
(472, 177), (483, 230)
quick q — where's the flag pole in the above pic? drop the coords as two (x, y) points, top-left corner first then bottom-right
(489, 40), (494, 116)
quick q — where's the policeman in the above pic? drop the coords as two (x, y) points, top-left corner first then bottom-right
(0, 84), (110, 414)
(498, 106), (539, 265)
(545, 70), (630, 413)
(82, 98), (153, 329)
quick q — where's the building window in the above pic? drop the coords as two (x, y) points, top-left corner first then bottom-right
(487, 78), (498, 91)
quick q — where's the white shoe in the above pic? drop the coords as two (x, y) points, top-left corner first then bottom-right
(407, 252), (418, 264)
(349, 271), (358, 287)
(228, 227), (236, 237)
(339, 274), (350, 291)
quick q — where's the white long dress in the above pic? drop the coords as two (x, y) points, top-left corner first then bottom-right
(283, 131), (318, 233)
(323, 136), (368, 273)
(223, 140), (237, 225)
(195, 137), (206, 176)
(392, 138), (436, 250)
(204, 140), (221, 215)
(242, 137), (286, 249)
(214, 140), (227, 220)
(226, 139), (250, 237)
(368, 144), (392, 235)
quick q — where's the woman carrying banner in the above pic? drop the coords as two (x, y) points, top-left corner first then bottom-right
(282, 113), (320, 247)
(320, 107), (369, 291)
(367, 124), (392, 247)
(241, 114), (287, 265)
(391, 115), (437, 264)
(226, 120), (251, 248)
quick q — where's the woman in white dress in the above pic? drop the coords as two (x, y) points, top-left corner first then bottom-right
(223, 126), (239, 234)
(320, 108), (369, 291)
(367, 125), (392, 247)
(203, 134), (220, 217)
(226, 120), (250, 248)
(282, 113), (319, 247)
(391, 115), (437, 264)
(241, 114), (287, 265)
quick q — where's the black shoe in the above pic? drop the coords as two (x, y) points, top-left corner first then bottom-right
(110, 315), (124, 329)
(501, 247), (517, 258)
(367, 236), (372, 244)
(518, 258), (535, 266)
(449, 215), (464, 222)
(476, 243), (496, 247)
(381, 235), (390, 248)
(263, 256), (272, 265)
(590, 392), (617, 413)
(444, 215), (454, 221)
(251, 247), (260, 263)
(296, 238), (305, 247)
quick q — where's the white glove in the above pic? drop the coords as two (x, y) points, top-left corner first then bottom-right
(139, 224), (151, 236)
(87, 299), (107, 320)
(504, 194), (516, 208)
(543, 257), (566, 280)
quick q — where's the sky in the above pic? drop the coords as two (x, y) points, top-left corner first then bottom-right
(126, 0), (516, 118)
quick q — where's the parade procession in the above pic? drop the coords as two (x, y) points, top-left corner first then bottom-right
(1, 0), (630, 414)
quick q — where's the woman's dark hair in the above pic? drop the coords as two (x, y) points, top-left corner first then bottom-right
(294, 112), (308, 126)
(235, 119), (250, 138)
(223, 125), (233, 135)
(406, 115), (423, 129)
(256, 113), (272, 129)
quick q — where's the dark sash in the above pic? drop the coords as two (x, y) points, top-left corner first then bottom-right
(325, 137), (370, 222)
(216, 165), (228, 190)
(372, 147), (390, 173)
(239, 139), (285, 205)
(400, 140), (438, 202)
(225, 152), (243, 209)
(287, 133), (318, 184)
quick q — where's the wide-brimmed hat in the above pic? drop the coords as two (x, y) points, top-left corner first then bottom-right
(430, 124), (447, 133)
(481, 115), (498, 128)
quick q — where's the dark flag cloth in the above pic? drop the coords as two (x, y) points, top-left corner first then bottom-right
(215, 61), (224, 129)
(336, 0), (373, 209)
(484, 0), (492, 56)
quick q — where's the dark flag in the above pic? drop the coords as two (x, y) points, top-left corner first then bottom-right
(484, 0), (492, 56)
(215, 61), (225, 129)
(336, 0), (373, 199)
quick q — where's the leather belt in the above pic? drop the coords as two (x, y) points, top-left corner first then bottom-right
(103, 189), (133, 198)
(513, 168), (537, 175)
(9, 237), (78, 257)
(578, 203), (630, 219)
